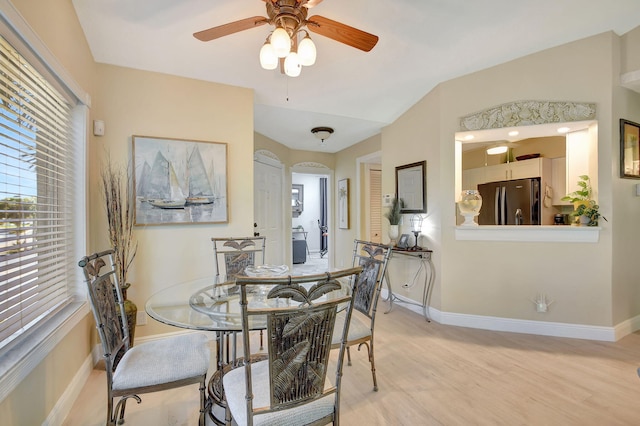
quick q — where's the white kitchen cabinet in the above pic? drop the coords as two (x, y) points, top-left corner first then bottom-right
(551, 157), (569, 205)
(462, 167), (485, 191)
(471, 157), (551, 184)
(565, 129), (591, 193)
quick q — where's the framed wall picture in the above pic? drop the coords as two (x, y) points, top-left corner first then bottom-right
(338, 178), (349, 229)
(397, 234), (410, 249)
(396, 160), (426, 213)
(132, 135), (228, 225)
(292, 184), (304, 217)
(620, 119), (640, 179)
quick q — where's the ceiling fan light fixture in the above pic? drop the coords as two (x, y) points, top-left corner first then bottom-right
(311, 126), (334, 142)
(259, 41), (278, 70)
(297, 33), (316, 66)
(284, 52), (301, 77)
(271, 27), (291, 58)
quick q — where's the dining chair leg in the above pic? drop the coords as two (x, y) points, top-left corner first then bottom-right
(198, 375), (207, 426)
(118, 398), (127, 424)
(346, 346), (352, 366)
(368, 343), (378, 392)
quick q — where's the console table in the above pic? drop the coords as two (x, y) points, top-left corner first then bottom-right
(383, 247), (434, 321)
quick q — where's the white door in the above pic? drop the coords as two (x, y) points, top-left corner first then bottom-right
(254, 156), (284, 265)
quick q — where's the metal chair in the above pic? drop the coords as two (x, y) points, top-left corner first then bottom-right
(212, 236), (267, 352)
(79, 249), (210, 426)
(330, 239), (392, 391)
(223, 266), (363, 426)
(211, 236), (266, 282)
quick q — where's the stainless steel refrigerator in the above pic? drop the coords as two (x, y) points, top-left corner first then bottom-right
(477, 178), (541, 225)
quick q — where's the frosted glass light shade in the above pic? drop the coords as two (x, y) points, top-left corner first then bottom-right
(271, 27), (291, 58)
(259, 42), (278, 70)
(297, 35), (316, 66)
(284, 52), (301, 77)
(486, 145), (508, 155)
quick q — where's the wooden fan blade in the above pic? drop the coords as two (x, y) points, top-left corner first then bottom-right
(307, 15), (378, 52)
(304, 0), (324, 7)
(193, 16), (268, 42)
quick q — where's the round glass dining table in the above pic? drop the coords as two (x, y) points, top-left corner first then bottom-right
(145, 273), (350, 425)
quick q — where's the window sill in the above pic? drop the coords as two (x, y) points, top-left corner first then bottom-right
(0, 300), (90, 402)
(455, 225), (601, 243)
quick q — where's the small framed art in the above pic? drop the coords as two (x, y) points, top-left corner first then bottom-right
(620, 119), (640, 179)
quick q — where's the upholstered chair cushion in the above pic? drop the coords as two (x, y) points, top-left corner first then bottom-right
(223, 360), (335, 426)
(331, 311), (371, 346)
(112, 333), (210, 392)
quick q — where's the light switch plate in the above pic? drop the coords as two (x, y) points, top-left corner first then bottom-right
(93, 119), (105, 136)
(383, 194), (393, 207)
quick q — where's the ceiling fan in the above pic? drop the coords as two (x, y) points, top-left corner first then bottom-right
(193, 0), (379, 76)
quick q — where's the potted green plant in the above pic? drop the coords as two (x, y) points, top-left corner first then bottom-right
(572, 200), (607, 226)
(561, 175), (607, 226)
(384, 197), (405, 244)
(561, 175), (592, 205)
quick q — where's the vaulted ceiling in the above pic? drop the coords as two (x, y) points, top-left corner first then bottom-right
(72, 0), (640, 152)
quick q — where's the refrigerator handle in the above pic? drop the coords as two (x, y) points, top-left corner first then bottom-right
(494, 187), (500, 225)
(501, 186), (507, 225)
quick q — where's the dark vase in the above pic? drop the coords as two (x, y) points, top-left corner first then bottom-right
(113, 283), (137, 369)
(121, 283), (138, 346)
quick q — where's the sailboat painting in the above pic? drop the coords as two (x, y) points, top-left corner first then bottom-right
(132, 136), (228, 225)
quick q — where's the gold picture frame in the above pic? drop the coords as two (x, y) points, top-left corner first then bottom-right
(620, 119), (640, 179)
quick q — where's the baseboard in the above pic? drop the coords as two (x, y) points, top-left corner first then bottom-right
(44, 353), (93, 426)
(380, 289), (638, 342)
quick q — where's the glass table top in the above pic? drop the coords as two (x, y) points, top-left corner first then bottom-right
(145, 275), (351, 332)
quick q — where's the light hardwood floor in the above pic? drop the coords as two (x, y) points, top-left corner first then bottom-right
(64, 303), (640, 425)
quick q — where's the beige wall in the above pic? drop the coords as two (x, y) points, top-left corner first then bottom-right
(333, 134), (382, 268)
(621, 25), (640, 74)
(0, 0), (97, 424)
(2, 0), (255, 423)
(382, 86), (444, 308)
(383, 31), (639, 327)
(91, 64), (255, 338)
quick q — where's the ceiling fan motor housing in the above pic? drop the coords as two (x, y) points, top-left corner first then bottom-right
(266, 0), (309, 35)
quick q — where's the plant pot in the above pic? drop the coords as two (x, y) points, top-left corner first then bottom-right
(389, 224), (399, 246)
(579, 215), (591, 226)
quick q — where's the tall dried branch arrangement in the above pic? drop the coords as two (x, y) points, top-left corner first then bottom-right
(101, 158), (138, 288)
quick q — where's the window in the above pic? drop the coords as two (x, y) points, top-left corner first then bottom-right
(0, 34), (79, 350)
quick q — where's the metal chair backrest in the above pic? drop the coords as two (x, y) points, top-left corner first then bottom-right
(78, 249), (130, 375)
(351, 239), (392, 320)
(212, 236), (266, 280)
(235, 266), (363, 424)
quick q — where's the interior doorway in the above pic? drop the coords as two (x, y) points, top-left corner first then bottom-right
(356, 152), (382, 242)
(254, 153), (284, 265)
(291, 171), (330, 270)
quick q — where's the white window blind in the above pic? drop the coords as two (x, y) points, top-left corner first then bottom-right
(0, 34), (75, 349)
